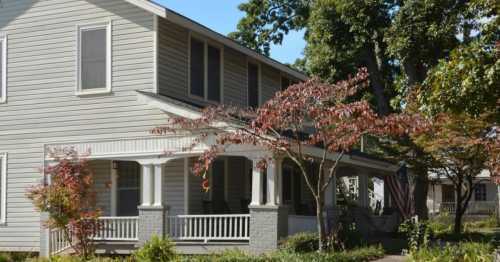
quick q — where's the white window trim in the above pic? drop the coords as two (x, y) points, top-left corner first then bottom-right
(0, 34), (7, 104)
(0, 153), (7, 225)
(76, 21), (112, 96)
(187, 31), (224, 104)
(246, 58), (262, 107)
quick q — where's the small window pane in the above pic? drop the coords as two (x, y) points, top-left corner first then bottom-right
(190, 38), (205, 98)
(248, 63), (259, 108)
(207, 45), (221, 102)
(81, 28), (107, 90)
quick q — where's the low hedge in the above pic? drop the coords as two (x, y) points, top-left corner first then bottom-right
(408, 242), (495, 262)
(177, 245), (385, 262)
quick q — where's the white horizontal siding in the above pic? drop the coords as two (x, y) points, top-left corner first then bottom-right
(0, 0), (163, 251)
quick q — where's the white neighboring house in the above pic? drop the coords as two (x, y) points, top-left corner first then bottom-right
(0, 0), (401, 257)
(427, 170), (498, 217)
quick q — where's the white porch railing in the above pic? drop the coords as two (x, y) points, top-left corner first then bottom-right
(440, 201), (497, 215)
(49, 228), (71, 255)
(93, 217), (139, 241)
(166, 214), (250, 242)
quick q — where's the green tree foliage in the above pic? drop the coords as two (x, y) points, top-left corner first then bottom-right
(228, 0), (311, 56)
(420, 18), (499, 117)
(231, 0), (498, 220)
(413, 113), (493, 233)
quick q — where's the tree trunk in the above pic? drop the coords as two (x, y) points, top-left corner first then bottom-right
(362, 48), (390, 116)
(454, 182), (463, 234)
(413, 169), (429, 220)
(316, 195), (327, 252)
(453, 208), (463, 234)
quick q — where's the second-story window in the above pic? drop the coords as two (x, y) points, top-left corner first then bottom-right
(77, 21), (111, 95)
(0, 34), (6, 103)
(247, 62), (260, 108)
(189, 36), (222, 103)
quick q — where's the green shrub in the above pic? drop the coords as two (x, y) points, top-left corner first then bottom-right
(280, 232), (318, 253)
(0, 252), (38, 262)
(428, 213), (453, 235)
(176, 245), (384, 262)
(133, 236), (176, 262)
(464, 214), (500, 231)
(399, 218), (432, 252)
(267, 245), (385, 262)
(408, 242), (494, 262)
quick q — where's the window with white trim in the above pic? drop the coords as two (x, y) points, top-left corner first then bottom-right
(189, 36), (223, 103)
(77, 21), (111, 95)
(0, 34), (7, 103)
(0, 153), (7, 224)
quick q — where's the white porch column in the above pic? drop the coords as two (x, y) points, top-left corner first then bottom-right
(153, 163), (163, 207)
(266, 159), (279, 206)
(250, 158), (264, 206)
(141, 164), (154, 206)
(358, 174), (369, 207)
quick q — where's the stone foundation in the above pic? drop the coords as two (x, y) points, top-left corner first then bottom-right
(249, 205), (288, 254)
(137, 206), (165, 245)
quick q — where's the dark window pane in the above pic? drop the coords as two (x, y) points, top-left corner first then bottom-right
(117, 161), (140, 216)
(474, 184), (487, 201)
(283, 167), (292, 202)
(248, 63), (259, 108)
(190, 38), (205, 97)
(207, 45), (221, 102)
(81, 28), (107, 90)
(281, 77), (290, 91)
(442, 185), (455, 202)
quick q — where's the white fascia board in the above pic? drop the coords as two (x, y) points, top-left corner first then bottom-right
(137, 92), (201, 120)
(123, 0), (167, 17)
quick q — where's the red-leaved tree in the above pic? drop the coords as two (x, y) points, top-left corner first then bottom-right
(153, 68), (426, 251)
(27, 149), (100, 258)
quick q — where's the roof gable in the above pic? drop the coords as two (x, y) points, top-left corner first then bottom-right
(123, 0), (307, 80)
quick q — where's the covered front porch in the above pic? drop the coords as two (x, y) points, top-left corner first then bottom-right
(42, 135), (399, 256)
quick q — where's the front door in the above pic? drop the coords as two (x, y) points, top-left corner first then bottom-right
(117, 161), (141, 216)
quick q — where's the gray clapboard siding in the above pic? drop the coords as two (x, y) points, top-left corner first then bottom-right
(91, 160), (112, 216)
(261, 65), (282, 103)
(224, 48), (248, 107)
(158, 19), (189, 100)
(164, 159), (185, 216)
(0, 0), (163, 251)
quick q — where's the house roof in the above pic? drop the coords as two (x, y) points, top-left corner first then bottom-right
(123, 0), (308, 81)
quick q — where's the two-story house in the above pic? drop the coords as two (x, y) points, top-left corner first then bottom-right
(0, 0), (399, 257)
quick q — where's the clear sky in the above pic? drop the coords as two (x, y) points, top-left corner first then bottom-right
(153, 0), (306, 64)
